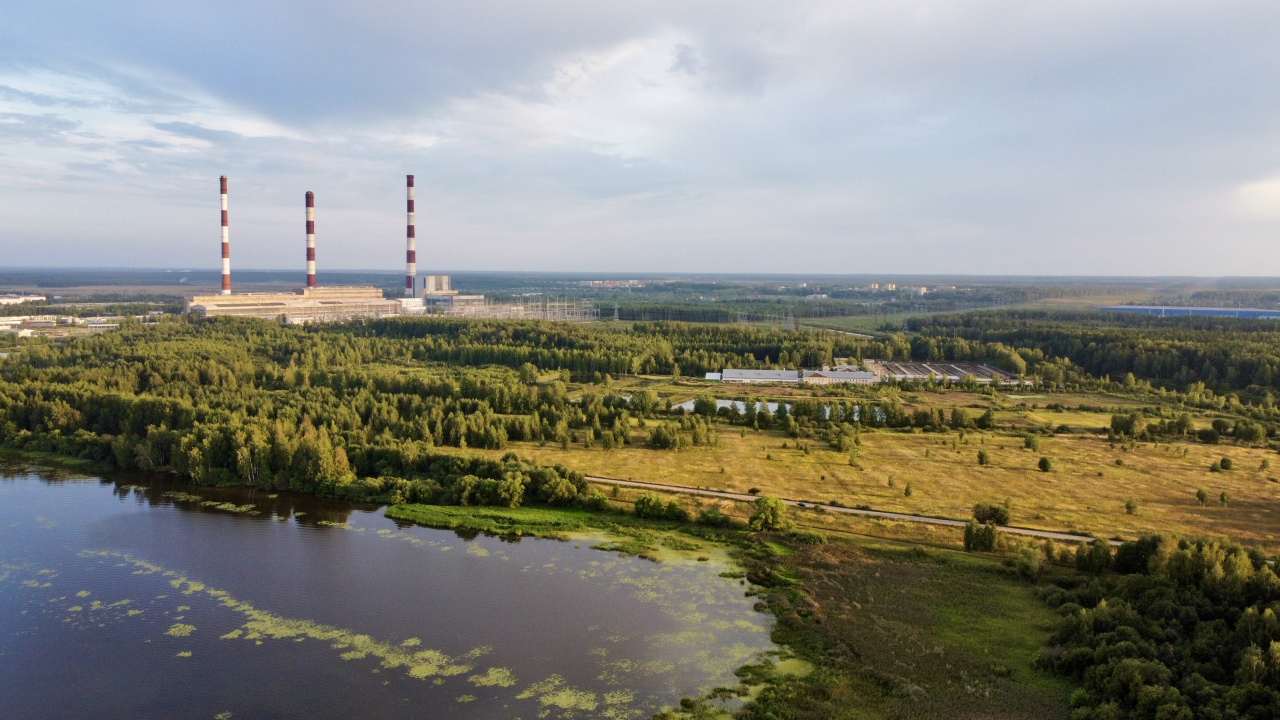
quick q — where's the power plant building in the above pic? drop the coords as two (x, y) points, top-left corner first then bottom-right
(185, 174), (602, 324)
(186, 286), (401, 323)
(186, 179), (400, 323)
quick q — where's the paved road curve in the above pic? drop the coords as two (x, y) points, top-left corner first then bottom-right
(585, 475), (1115, 545)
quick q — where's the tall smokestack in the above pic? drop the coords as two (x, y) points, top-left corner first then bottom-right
(405, 175), (415, 296)
(305, 191), (316, 288)
(220, 176), (230, 295)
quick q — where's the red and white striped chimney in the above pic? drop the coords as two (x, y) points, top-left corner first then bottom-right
(305, 191), (316, 288)
(405, 175), (415, 296)
(220, 176), (230, 295)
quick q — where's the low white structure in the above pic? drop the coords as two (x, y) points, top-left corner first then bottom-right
(0, 294), (45, 306)
(720, 369), (800, 384)
(802, 369), (878, 385)
(704, 372), (722, 381)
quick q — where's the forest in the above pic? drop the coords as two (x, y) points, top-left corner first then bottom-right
(5, 313), (1280, 507)
(1039, 536), (1280, 719)
(911, 311), (1280, 399)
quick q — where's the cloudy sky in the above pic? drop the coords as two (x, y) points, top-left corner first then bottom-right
(2, 1), (1279, 275)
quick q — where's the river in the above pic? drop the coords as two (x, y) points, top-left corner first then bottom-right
(0, 460), (776, 719)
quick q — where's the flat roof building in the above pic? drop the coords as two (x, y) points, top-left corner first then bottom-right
(0, 295), (45, 306)
(720, 368), (800, 384)
(802, 369), (878, 385)
(186, 286), (401, 323)
(1102, 305), (1280, 319)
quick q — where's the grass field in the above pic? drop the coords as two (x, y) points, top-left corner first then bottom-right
(456, 387), (1280, 552)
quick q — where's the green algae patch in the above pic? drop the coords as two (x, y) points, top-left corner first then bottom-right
(384, 504), (591, 539)
(88, 551), (490, 683)
(517, 675), (599, 711)
(468, 667), (517, 687)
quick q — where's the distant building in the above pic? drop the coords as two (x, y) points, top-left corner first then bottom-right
(186, 286), (400, 323)
(720, 369), (800, 384)
(422, 293), (486, 309)
(704, 372), (722, 382)
(1101, 305), (1280, 319)
(418, 274), (453, 295)
(802, 369), (877, 385)
(0, 294), (45, 306)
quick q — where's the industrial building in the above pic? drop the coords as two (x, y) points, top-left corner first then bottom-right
(709, 361), (1017, 386)
(1101, 305), (1280, 319)
(185, 174), (596, 324)
(186, 286), (401, 323)
(720, 369), (801, 384)
(863, 360), (1014, 384)
(0, 294), (45, 306)
(187, 177), (402, 323)
(801, 368), (878, 385)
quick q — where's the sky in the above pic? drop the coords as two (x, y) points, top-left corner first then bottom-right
(2, 1), (1280, 276)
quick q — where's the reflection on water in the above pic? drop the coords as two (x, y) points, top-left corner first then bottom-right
(0, 460), (775, 719)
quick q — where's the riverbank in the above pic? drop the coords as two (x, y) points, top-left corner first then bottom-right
(3, 447), (1074, 718)
(387, 501), (1073, 720)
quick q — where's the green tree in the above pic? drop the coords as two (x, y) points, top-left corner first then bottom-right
(1075, 539), (1112, 574)
(748, 495), (789, 531)
(518, 362), (539, 385)
(633, 493), (663, 518)
(1038, 456), (1052, 472)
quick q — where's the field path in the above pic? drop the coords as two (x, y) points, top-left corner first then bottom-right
(586, 475), (1115, 544)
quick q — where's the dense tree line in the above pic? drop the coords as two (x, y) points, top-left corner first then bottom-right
(911, 311), (1280, 399)
(1038, 536), (1280, 719)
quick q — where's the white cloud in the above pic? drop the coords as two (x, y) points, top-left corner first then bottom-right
(1236, 175), (1280, 219)
(2, 0), (1280, 274)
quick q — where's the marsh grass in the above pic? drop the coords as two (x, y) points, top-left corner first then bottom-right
(735, 534), (1072, 720)
(447, 390), (1280, 552)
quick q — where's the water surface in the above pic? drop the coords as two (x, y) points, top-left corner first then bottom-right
(0, 462), (774, 719)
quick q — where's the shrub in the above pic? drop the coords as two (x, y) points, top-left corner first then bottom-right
(1219, 457), (1233, 471)
(1024, 435), (1040, 451)
(963, 520), (999, 552)
(1234, 419), (1266, 444)
(1124, 499), (1138, 515)
(664, 500), (690, 522)
(972, 502), (1010, 525)
(633, 493), (666, 519)
(789, 530), (826, 545)
(1015, 547), (1040, 580)
(1110, 413), (1139, 436)
(1195, 488), (1208, 506)
(697, 507), (736, 527)
(1038, 457), (1052, 472)
(1197, 428), (1220, 444)
(1220, 490), (1231, 506)
(977, 450), (990, 465)
(580, 490), (610, 511)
